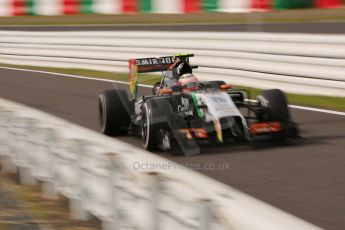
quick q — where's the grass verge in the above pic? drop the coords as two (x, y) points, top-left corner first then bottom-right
(0, 8), (345, 26)
(0, 64), (344, 111)
(0, 160), (100, 230)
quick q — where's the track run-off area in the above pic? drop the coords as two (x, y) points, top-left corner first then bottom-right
(0, 66), (344, 230)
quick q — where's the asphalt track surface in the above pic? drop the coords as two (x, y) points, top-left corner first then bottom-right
(0, 21), (345, 33)
(0, 68), (344, 229)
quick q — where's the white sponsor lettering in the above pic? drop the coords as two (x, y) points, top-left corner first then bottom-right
(136, 57), (174, 66)
(211, 96), (227, 103)
(178, 97), (193, 116)
(181, 97), (189, 107)
(160, 57), (173, 64)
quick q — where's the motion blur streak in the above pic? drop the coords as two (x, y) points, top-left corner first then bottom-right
(1, 66), (344, 116)
(0, 67), (344, 230)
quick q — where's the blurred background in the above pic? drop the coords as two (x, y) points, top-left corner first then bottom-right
(0, 0), (344, 16)
(0, 1), (344, 230)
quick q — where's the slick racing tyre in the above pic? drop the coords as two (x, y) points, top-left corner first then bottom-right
(257, 89), (290, 122)
(98, 89), (130, 136)
(141, 98), (170, 151)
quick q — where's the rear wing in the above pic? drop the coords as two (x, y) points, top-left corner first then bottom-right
(133, 56), (175, 73)
(128, 54), (198, 98)
(130, 54), (197, 73)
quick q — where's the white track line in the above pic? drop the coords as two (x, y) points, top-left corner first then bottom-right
(245, 99), (345, 116)
(1, 66), (344, 116)
(288, 105), (345, 116)
(0, 66), (151, 87)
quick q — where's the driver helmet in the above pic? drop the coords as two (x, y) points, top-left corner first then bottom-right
(179, 73), (199, 92)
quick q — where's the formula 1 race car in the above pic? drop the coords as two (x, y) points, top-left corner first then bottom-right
(98, 54), (298, 156)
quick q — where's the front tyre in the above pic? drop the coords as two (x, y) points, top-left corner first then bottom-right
(257, 89), (290, 122)
(257, 89), (298, 138)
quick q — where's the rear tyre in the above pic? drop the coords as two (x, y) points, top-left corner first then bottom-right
(141, 99), (170, 151)
(98, 89), (130, 136)
(257, 89), (290, 122)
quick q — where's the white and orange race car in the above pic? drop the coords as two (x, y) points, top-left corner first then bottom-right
(98, 54), (299, 156)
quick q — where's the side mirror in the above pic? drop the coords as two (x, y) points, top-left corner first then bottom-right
(220, 84), (233, 90)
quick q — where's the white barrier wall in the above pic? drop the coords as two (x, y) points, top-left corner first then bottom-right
(0, 97), (323, 230)
(0, 30), (344, 96)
